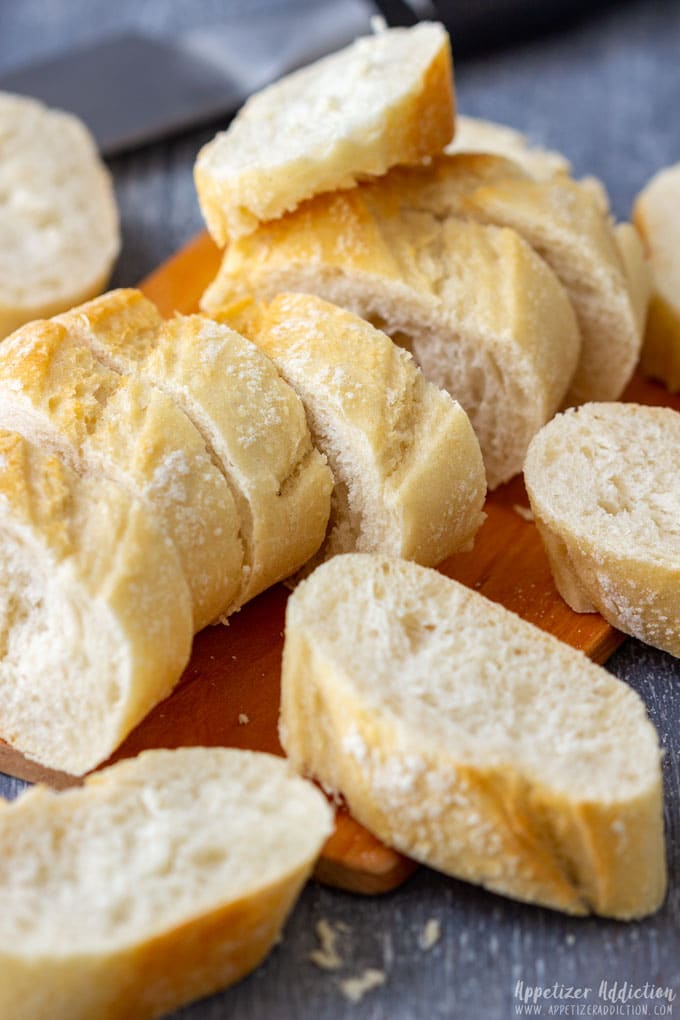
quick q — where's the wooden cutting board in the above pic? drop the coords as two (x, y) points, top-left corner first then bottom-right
(1, 231), (679, 895)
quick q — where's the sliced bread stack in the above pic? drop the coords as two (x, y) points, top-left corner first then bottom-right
(0, 290), (333, 774)
(0, 748), (333, 1020)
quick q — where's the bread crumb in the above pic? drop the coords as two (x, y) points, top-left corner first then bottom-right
(338, 968), (386, 1003)
(513, 504), (534, 522)
(238, 713), (249, 725)
(419, 918), (441, 950)
(309, 919), (343, 971)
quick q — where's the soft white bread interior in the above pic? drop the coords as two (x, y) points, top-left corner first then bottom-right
(0, 433), (192, 775)
(524, 402), (680, 658)
(0, 318), (244, 631)
(61, 289), (333, 608)
(633, 163), (680, 391)
(0, 747), (333, 1020)
(281, 554), (666, 919)
(447, 114), (572, 180)
(203, 172), (580, 490)
(194, 22), (455, 244)
(0, 92), (120, 340)
(242, 293), (486, 569)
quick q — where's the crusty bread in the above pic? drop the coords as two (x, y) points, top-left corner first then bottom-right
(0, 92), (119, 340)
(0, 318), (244, 632)
(633, 163), (680, 391)
(194, 22), (454, 244)
(61, 289), (333, 607)
(524, 403), (680, 658)
(0, 747), (333, 1019)
(241, 293), (486, 569)
(281, 554), (666, 919)
(447, 114), (571, 180)
(0, 432), (192, 775)
(203, 171), (580, 490)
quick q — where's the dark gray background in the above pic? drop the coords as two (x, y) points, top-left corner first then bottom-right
(1, 2), (679, 1017)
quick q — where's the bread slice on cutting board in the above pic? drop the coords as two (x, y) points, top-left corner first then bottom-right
(0, 432), (192, 775)
(60, 289), (333, 608)
(633, 162), (680, 391)
(0, 748), (333, 1020)
(524, 402), (680, 658)
(0, 92), (119, 340)
(240, 293), (486, 569)
(194, 21), (455, 244)
(203, 175), (580, 490)
(281, 554), (666, 919)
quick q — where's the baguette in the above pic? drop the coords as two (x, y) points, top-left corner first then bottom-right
(195, 22), (454, 244)
(0, 92), (119, 340)
(203, 175), (580, 490)
(62, 289), (333, 607)
(0, 319), (244, 631)
(281, 554), (666, 919)
(524, 402), (680, 658)
(0, 432), (192, 775)
(242, 293), (486, 568)
(0, 748), (333, 1020)
(633, 163), (680, 391)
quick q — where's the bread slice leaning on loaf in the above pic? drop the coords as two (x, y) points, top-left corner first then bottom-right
(61, 289), (333, 608)
(239, 293), (486, 569)
(194, 22), (454, 244)
(203, 177), (580, 490)
(633, 163), (680, 392)
(0, 92), (119, 340)
(524, 403), (680, 658)
(281, 554), (666, 919)
(0, 318), (244, 631)
(0, 748), (333, 1020)
(0, 432), (192, 775)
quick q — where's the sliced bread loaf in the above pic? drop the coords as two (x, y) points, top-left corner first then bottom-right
(0, 92), (119, 340)
(524, 402), (680, 658)
(203, 176), (580, 490)
(281, 554), (666, 919)
(0, 747), (333, 1019)
(61, 289), (333, 607)
(633, 163), (680, 391)
(0, 319), (244, 631)
(243, 293), (486, 568)
(0, 432), (192, 775)
(194, 22), (454, 244)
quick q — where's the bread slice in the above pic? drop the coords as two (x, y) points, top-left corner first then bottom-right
(447, 115), (572, 180)
(633, 163), (680, 391)
(60, 289), (333, 607)
(0, 432), (192, 775)
(194, 22), (454, 244)
(242, 293), (486, 569)
(0, 92), (119, 340)
(524, 403), (680, 658)
(203, 174), (580, 490)
(281, 554), (666, 919)
(0, 747), (333, 1019)
(613, 222), (652, 339)
(0, 319), (244, 632)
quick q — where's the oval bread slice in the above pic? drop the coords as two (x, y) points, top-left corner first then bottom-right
(524, 402), (680, 657)
(203, 181), (580, 490)
(61, 289), (333, 607)
(0, 92), (120, 340)
(0, 320), (244, 632)
(194, 22), (454, 244)
(447, 114), (572, 180)
(0, 748), (333, 1020)
(633, 162), (680, 392)
(281, 554), (666, 919)
(0, 432), (192, 775)
(244, 293), (486, 568)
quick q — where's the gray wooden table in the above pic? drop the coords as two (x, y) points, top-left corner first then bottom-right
(1, 2), (679, 1017)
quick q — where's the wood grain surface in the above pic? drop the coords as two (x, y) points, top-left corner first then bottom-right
(1, 230), (678, 897)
